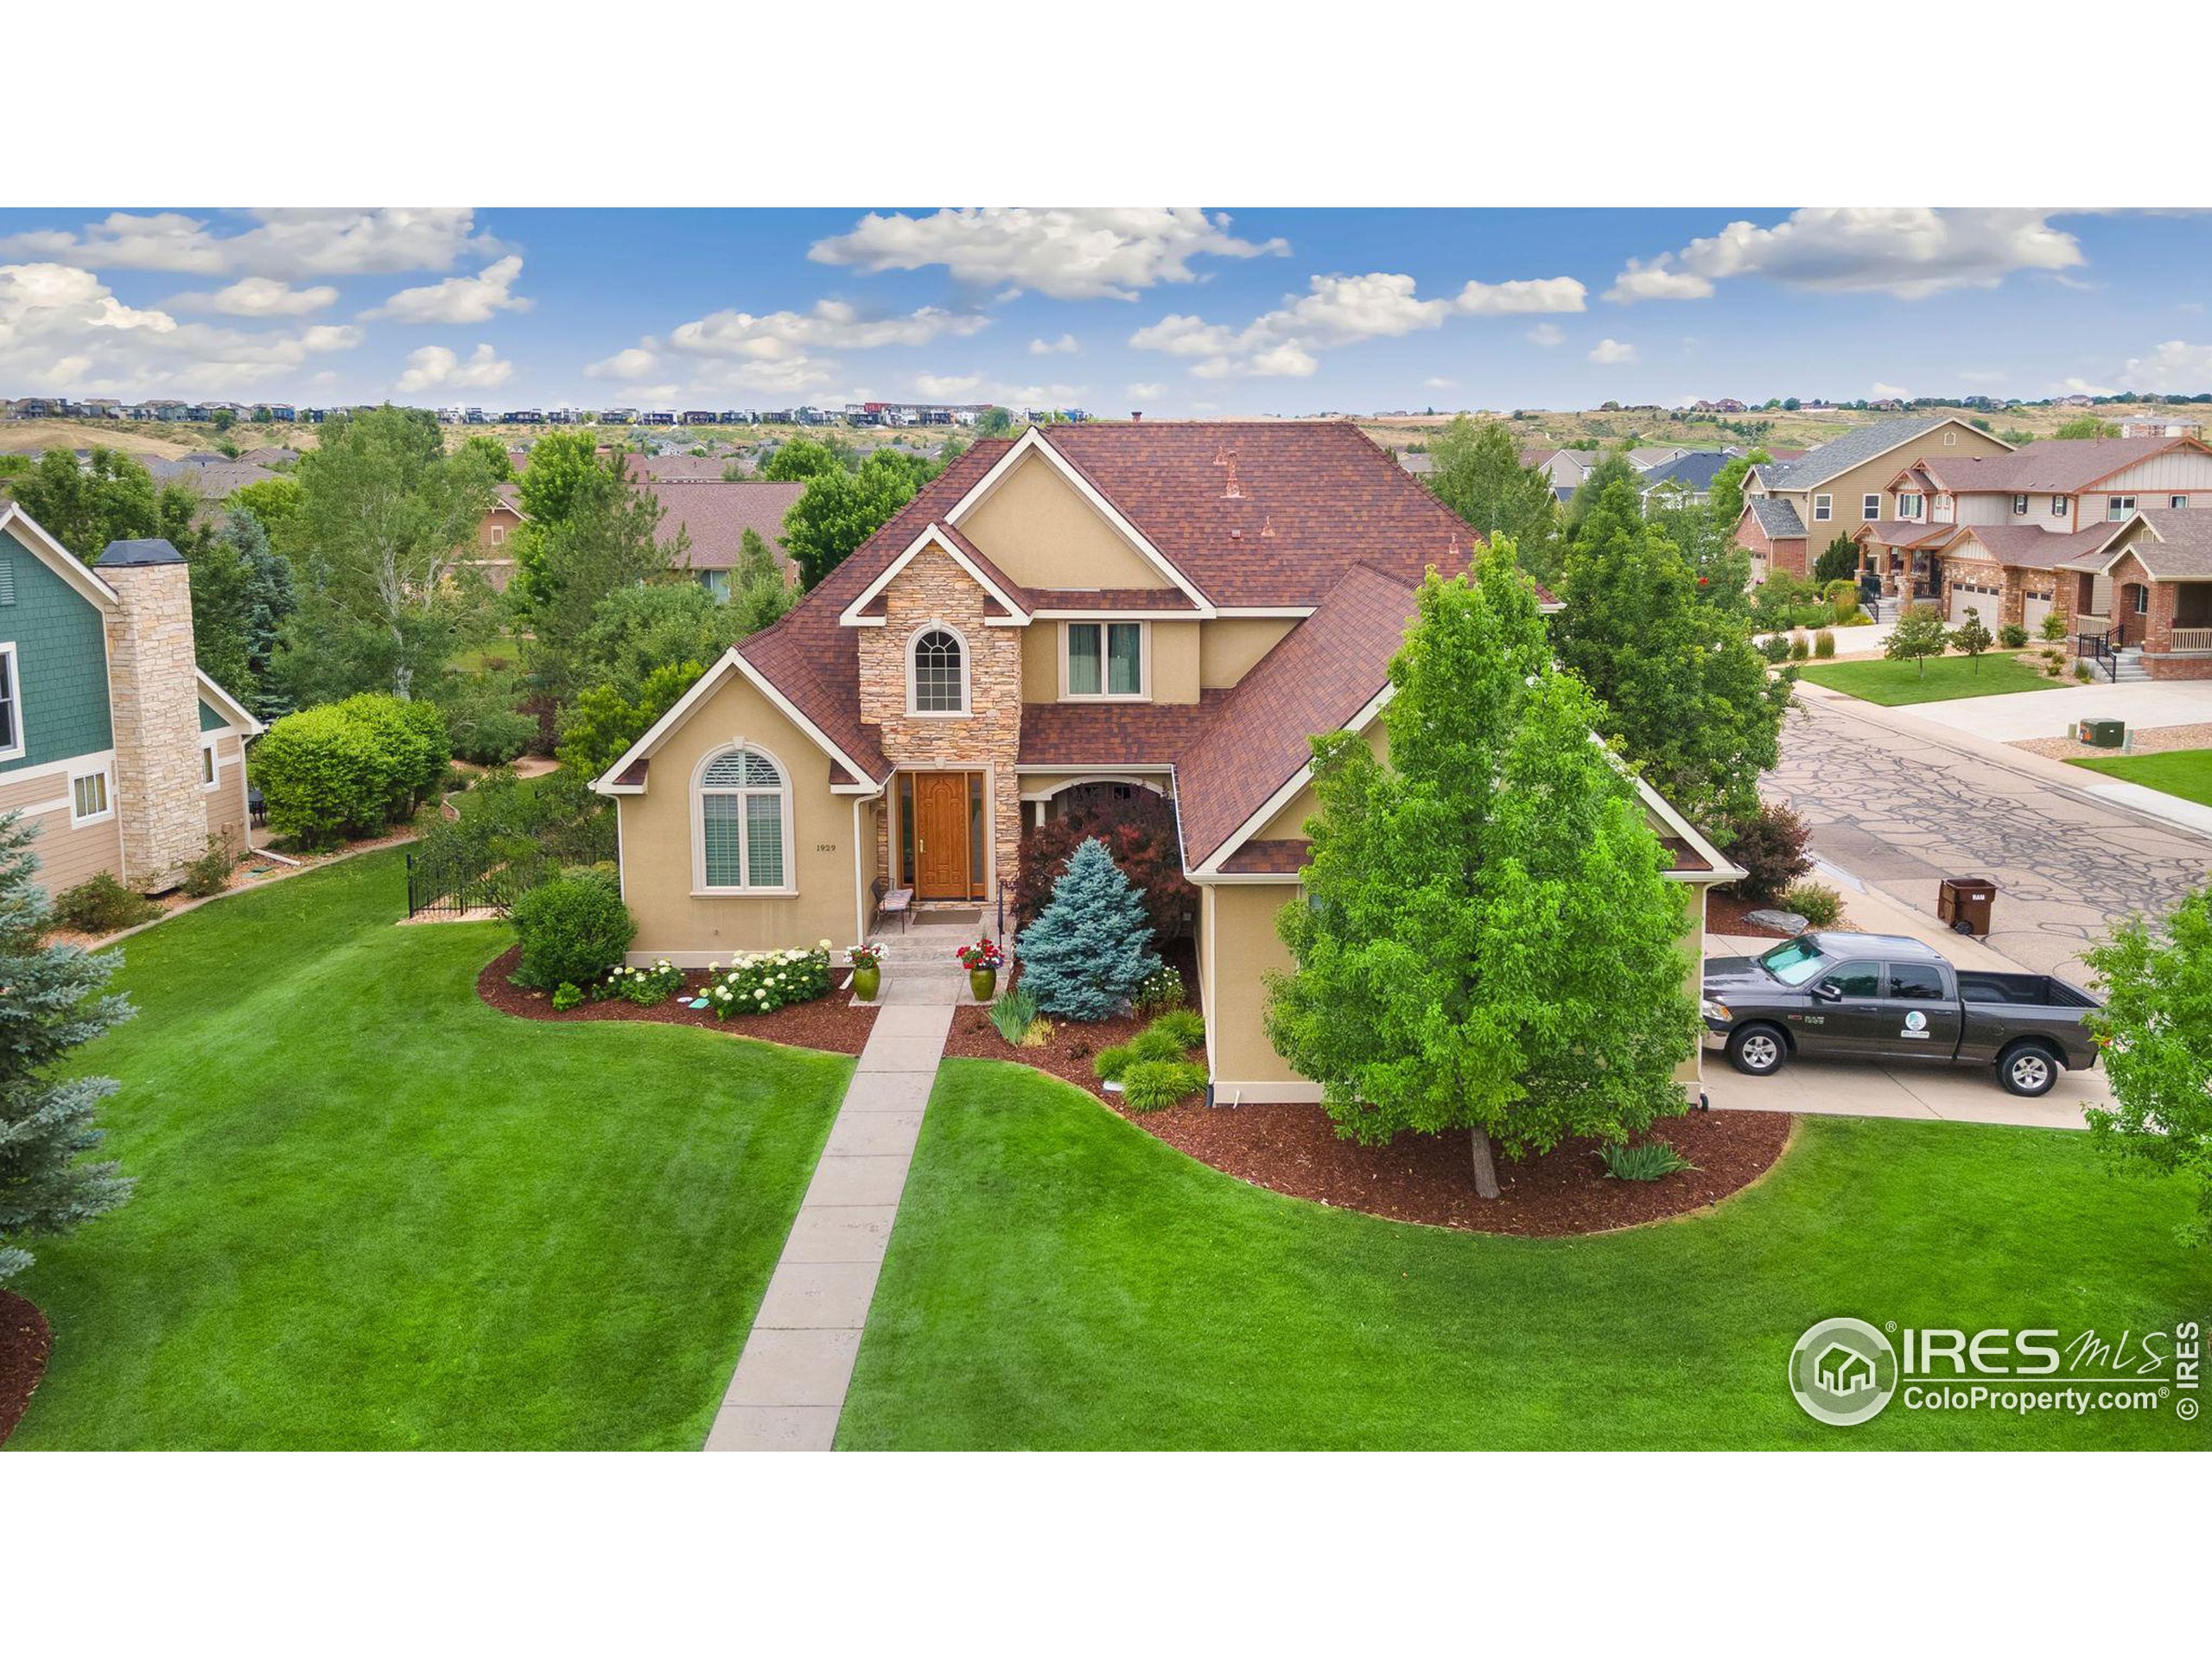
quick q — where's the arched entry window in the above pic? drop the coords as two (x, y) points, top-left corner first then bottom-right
(697, 746), (790, 891)
(909, 626), (967, 715)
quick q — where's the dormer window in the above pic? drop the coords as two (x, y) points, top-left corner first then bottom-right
(908, 626), (969, 715)
(1897, 493), (1923, 519)
(1065, 620), (1146, 700)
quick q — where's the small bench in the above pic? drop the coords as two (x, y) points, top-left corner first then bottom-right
(872, 878), (912, 933)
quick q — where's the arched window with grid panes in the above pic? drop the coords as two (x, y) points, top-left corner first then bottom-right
(908, 625), (968, 715)
(696, 746), (790, 890)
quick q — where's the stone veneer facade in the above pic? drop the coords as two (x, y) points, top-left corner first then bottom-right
(103, 559), (208, 890)
(852, 539), (1025, 896)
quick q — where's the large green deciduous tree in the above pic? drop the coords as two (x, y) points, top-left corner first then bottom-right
(1422, 416), (1563, 582)
(1266, 550), (1699, 1198)
(1704, 448), (1768, 534)
(759, 436), (853, 480)
(784, 447), (940, 589)
(0, 812), (135, 1285)
(279, 405), (499, 702)
(2085, 886), (2212, 1248)
(1554, 472), (1789, 826)
(0, 446), (204, 562)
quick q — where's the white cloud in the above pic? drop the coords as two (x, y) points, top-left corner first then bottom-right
(166, 276), (339, 317)
(363, 255), (530, 324)
(584, 299), (989, 401)
(809, 207), (1288, 301)
(1130, 269), (1583, 379)
(2116, 339), (2212, 389)
(0, 261), (359, 393)
(1870, 381), (1912, 400)
(2060, 376), (2118, 397)
(1527, 321), (1565, 346)
(1587, 338), (1637, 365)
(1028, 333), (1080, 355)
(395, 343), (513, 395)
(913, 372), (982, 398)
(1423, 377), (1457, 390)
(1606, 209), (2086, 303)
(1127, 382), (1167, 401)
(0, 207), (491, 279)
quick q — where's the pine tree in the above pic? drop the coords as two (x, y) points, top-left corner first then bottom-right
(0, 812), (136, 1284)
(1015, 837), (1161, 1020)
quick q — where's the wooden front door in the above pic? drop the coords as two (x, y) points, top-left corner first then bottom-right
(912, 772), (972, 900)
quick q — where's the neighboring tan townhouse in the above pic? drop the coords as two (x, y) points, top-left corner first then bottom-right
(1852, 437), (2212, 651)
(0, 503), (262, 896)
(591, 422), (1740, 1104)
(1732, 415), (2012, 580)
(474, 483), (529, 593)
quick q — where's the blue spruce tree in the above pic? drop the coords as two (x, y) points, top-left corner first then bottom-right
(0, 811), (135, 1285)
(1016, 837), (1162, 1020)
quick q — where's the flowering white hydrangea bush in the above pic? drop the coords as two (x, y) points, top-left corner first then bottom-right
(704, 946), (832, 1018)
(601, 959), (684, 1007)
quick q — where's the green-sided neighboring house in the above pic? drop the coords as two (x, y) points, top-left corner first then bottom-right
(0, 501), (263, 895)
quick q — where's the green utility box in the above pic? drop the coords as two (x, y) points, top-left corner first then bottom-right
(2077, 718), (2125, 748)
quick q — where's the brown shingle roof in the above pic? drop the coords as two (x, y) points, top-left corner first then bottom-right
(1917, 437), (2198, 494)
(1041, 421), (1478, 607)
(1952, 524), (2118, 570)
(2064, 509), (2212, 579)
(1217, 839), (1312, 875)
(1855, 519), (1955, 549)
(1175, 563), (1420, 867)
(1016, 693), (1226, 767)
(648, 480), (805, 573)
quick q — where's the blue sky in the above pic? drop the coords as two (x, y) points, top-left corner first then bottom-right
(1, 207), (2207, 415)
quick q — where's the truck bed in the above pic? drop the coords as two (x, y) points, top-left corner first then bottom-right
(1955, 971), (2098, 1009)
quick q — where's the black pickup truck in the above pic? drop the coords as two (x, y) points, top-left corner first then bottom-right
(1701, 931), (2101, 1096)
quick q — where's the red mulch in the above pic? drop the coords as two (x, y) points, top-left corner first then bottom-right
(1707, 891), (1802, 940)
(950, 995), (1793, 1236)
(0, 1289), (52, 1446)
(475, 944), (879, 1056)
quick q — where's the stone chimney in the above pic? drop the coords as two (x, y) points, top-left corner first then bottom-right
(99, 539), (206, 893)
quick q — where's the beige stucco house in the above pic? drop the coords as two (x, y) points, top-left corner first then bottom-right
(594, 421), (1739, 1103)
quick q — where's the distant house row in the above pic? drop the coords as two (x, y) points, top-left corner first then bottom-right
(7, 397), (308, 423)
(1732, 415), (2212, 679)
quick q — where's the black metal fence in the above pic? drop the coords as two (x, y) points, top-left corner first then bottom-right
(404, 843), (556, 918)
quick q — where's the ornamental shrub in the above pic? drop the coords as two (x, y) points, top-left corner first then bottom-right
(1012, 790), (1193, 940)
(988, 987), (1038, 1046)
(2040, 611), (2070, 643)
(1133, 964), (1186, 1017)
(52, 871), (162, 934)
(1092, 1043), (1135, 1083)
(1722, 801), (1813, 904)
(253, 692), (454, 849)
(1127, 1025), (1187, 1065)
(1999, 623), (2029, 649)
(1148, 1007), (1205, 1049)
(702, 945), (833, 1017)
(1015, 837), (1162, 1020)
(551, 982), (586, 1012)
(179, 832), (238, 899)
(1756, 633), (1791, 665)
(1787, 632), (1810, 662)
(509, 872), (635, 990)
(1119, 1059), (1209, 1113)
(1781, 880), (1844, 928)
(601, 958), (683, 1007)
(1813, 629), (1836, 659)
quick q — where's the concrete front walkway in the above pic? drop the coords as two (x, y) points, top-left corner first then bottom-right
(703, 994), (954, 1452)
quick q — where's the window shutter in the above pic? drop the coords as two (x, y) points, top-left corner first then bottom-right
(0, 559), (14, 605)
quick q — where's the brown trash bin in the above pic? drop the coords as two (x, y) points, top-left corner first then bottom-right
(1937, 875), (1998, 938)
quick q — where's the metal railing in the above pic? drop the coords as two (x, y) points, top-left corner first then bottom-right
(404, 843), (555, 918)
(2076, 620), (2126, 682)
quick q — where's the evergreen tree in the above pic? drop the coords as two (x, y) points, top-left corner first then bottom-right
(1554, 471), (1789, 826)
(0, 812), (135, 1284)
(1948, 605), (1994, 671)
(1266, 550), (1697, 1198)
(1015, 837), (1161, 1020)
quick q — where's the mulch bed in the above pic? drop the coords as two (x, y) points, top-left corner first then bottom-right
(1706, 891), (1804, 940)
(949, 953), (1793, 1237)
(0, 1290), (52, 1446)
(475, 944), (879, 1056)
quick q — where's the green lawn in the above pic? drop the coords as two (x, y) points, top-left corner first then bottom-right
(839, 1061), (2205, 1450)
(11, 850), (851, 1450)
(2066, 747), (2212, 810)
(1797, 650), (2058, 705)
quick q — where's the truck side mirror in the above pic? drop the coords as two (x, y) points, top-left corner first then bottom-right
(1811, 982), (1843, 1002)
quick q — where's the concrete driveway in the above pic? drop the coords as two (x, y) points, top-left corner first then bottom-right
(1767, 684), (2212, 984)
(1898, 677), (2212, 743)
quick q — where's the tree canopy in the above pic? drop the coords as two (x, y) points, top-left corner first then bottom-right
(1421, 416), (1564, 584)
(1266, 548), (1700, 1197)
(784, 446), (941, 589)
(0, 445), (204, 561)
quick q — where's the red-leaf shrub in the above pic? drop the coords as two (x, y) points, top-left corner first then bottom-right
(1013, 790), (1193, 940)
(1721, 801), (1813, 904)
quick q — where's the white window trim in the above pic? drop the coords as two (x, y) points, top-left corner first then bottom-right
(488, 524), (505, 546)
(2108, 495), (2137, 522)
(905, 620), (972, 719)
(2051, 494), (2070, 517)
(69, 765), (113, 828)
(2012, 494), (2029, 515)
(1061, 620), (1150, 702)
(0, 642), (22, 764)
(2133, 586), (2151, 617)
(1897, 493), (1923, 519)
(201, 736), (221, 791)
(1812, 493), (1833, 522)
(690, 741), (797, 897)
(1861, 493), (1880, 519)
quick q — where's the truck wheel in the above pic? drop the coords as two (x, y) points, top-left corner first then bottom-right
(1997, 1041), (2058, 1097)
(1727, 1024), (1788, 1077)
